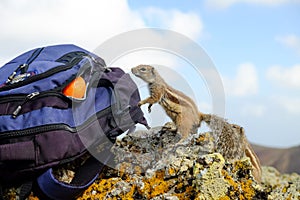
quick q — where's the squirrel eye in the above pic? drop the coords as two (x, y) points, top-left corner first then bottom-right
(140, 67), (146, 72)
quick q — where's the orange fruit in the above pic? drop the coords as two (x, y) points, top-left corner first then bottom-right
(63, 76), (86, 98)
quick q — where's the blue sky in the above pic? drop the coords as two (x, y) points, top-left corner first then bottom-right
(1, 0), (300, 147)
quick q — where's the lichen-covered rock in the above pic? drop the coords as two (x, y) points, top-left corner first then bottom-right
(78, 128), (268, 200)
(193, 153), (229, 199)
(5, 126), (300, 200)
(262, 166), (300, 200)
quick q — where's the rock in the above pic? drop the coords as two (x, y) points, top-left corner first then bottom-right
(5, 125), (300, 199)
(262, 166), (300, 200)
(78, 127), (272, 200)
(193, 153), (229, 199)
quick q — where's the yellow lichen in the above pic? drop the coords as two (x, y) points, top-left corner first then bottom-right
(219, 196), (231, 200)
(139, 170), (171, 198)
(282, 186), (287, 193)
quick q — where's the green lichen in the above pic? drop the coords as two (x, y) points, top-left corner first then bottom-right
(193, 153), (230, 199)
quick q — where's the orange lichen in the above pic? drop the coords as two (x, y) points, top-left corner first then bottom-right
(5, 190), (17, 200)
(78, 175), (139, 200)
(174, 185), (195, 199)
(232, 159), (252, 180)
(286, 193), (292, 200)
(240, 179), (255, 199)
(222, 169), (255, 200)
(195, 132), (210, 144)
(223, 170), (239, 197)
(197, 134), (206, 142)
(79, 167), (184, 200)
(28, 194), (39, 200)
(134, 165), (143, 175)
(116, 183), (136, 200)
(139, 170), (171, 198)
(118, 162), (133, 180)
(168, 167), (177, 176)
(78, 178), (120, 200)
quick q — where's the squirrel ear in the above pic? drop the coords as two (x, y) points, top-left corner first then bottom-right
(151, 67), (155, 74)
(240, 127), (244, 134)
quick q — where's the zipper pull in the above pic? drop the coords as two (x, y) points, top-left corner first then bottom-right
(6, 47), (44, 85)
(6, 64), (28, 84)
(12, 92), (40, 118)
(12, 105), (22, 118)
(26, 91), (40, 99)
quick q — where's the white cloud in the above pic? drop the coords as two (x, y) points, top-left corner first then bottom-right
(110, 50), (178, 72)
(205, 0), (300, 9)
(241, 104), (266, 117)
(141, 7), (203, 40)
(0, 0), (204, 66)
(276, 34), (300, 55)
(0, 0), (144, 64)
(277, 97), (300, 114)
(267, 64), (300, 89)
(198, 102), (213, 113)
(223, 63), (259, 97)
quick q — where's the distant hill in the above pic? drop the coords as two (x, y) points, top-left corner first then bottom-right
(252, 144), (300, 174)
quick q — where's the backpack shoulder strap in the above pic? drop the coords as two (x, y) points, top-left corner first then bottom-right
(36, 156), (105, 200)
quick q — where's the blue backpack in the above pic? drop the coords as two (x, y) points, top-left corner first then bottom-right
(0, 44), (147, 199)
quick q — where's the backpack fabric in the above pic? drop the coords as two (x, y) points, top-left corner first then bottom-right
(0, 44), (147, 199)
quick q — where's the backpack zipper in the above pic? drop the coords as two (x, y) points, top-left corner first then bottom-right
(2, 91), (71, 118)
(0, 105), (145, 140)
(12, 92), (40, 118)
(6, 48), (44, 84)
(0, 106), (112, 140)
(0, 56), (84, 92)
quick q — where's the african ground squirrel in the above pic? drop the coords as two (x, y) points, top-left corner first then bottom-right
(131, 65), (204, 142)
(202, 114), (262, 182)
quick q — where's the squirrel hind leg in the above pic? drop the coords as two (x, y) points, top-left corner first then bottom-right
(200, 113), (211, 124)
(177, 121), (195, 140)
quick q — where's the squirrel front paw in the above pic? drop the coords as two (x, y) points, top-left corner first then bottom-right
(138, 101), (142, 107)
(148, 104), (152, 113)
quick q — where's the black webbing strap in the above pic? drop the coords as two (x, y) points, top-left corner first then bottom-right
(19, 181), (33, 200)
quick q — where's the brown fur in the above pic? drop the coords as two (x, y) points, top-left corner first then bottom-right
(203, 114), (262, 182)
(131, 65), (204, 142)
